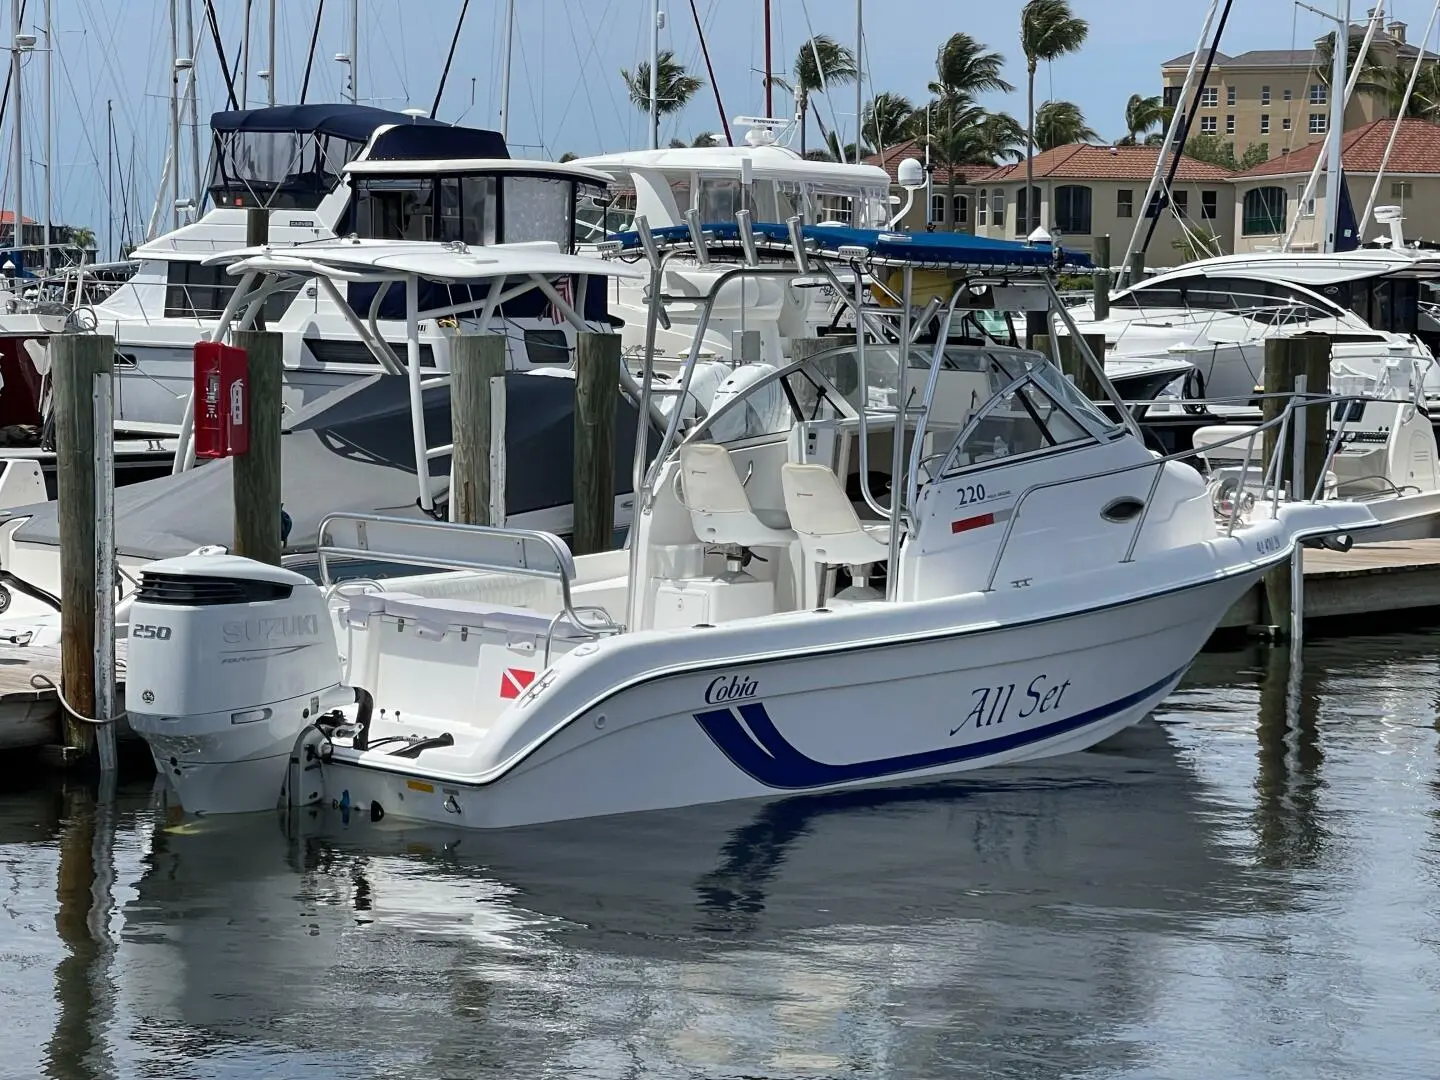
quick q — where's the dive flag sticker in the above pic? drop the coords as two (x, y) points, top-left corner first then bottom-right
(499, 667), (536, 699)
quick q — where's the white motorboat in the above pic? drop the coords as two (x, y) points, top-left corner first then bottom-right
(122, 226), (1392, 825)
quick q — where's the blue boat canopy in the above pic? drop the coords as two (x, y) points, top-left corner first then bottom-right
(611, 221), (1092, 270)
(209, 104), (509, 160)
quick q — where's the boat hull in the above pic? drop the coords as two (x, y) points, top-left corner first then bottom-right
(318, 570), (1256, 830)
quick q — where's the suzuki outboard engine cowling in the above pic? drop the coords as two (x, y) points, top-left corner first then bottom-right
(126, 553), (346, 815)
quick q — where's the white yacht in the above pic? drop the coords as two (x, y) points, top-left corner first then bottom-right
(122, 226), (1391, 824)
(83, 103), (615, 427)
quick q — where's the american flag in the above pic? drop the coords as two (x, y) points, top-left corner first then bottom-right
(549, 275), (572, 324)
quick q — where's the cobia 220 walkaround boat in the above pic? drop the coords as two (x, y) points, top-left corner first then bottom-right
(124, 225), (1386, 827)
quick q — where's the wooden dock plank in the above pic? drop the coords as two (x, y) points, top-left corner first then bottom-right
(0, 640), (128, 751)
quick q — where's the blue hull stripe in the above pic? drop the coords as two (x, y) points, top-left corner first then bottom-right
(693, 667), (1189, 790)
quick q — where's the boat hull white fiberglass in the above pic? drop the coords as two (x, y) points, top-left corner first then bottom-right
(309, 566), (1257, 830)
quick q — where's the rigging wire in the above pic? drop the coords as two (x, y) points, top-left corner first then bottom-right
(300, 0), (325, 104)
(687, 0), (730, 144)
(430, 0), (470, 118)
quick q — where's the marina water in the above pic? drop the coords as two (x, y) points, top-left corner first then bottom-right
(2, 632), (1439, 1078)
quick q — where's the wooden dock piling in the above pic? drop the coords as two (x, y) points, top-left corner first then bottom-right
(573, 332), (620, 556)
(1092, 235), (1111, 321)
(53, 333), (116, 765)
(449, 333), (506, 526)
(1260, 333), (1332, 635)
(231, 329), (284, 565)
(1033, 333), (1105, 401)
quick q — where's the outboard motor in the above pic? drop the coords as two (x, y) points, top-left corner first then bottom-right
(126, 553), (348, 815)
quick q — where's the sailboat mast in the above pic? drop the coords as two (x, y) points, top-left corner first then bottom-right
(10, 0), (21, 263)
(1323, 0), (1350, 253)
(763, 0), (772, 116)
(266, 0), (276, 105)
(855, 0), (862, 161)
(648, 0), (660, 149)
(106, 99), (113, 260)
(240, 0), (250, 107)
(169, 0), (180, 229)
(185, 0), (202, 209)
(499, 0), (514, 139)
(349, 0), (359, 104)
(41, 0), (49, 268)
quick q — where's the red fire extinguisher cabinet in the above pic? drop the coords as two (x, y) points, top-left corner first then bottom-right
(192, 341), (250, 459)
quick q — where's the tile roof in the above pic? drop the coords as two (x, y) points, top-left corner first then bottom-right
(1162, 33), (1418, 69)
(1233, 118), (1440, 177)
(971, 143), (1235, 184)
(861, 140), (992, 186)
(0, 212), (35, 225)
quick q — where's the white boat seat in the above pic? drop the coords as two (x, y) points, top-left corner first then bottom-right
(781, 463), (891, 569)
(678, 442), (794, 548)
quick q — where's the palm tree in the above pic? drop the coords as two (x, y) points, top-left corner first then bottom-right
(976, 111), (1026, 162)
(1020, 0), (1088, 233)
(1313, 29), (1390, 98)
(1383, 62), (1440, 121)
(862, 91), (915, 160)
(820, 129), (873, 163)
(1120, 93), (1164, 145)
(621, 50), (703, 145)
(769, 35), (858, 157)
(929, 32), (1013, 100)
(921, 97), (1014, 231)
(1034, 100), (1097, 150)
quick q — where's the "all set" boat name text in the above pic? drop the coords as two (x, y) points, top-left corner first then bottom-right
(949, 674), (1072, 736)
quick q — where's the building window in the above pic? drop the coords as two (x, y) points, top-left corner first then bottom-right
(1145, 191), (1165, 217)
(1295, 183), (1316, 217)
(1014, 185), (1040, 232)
(1391, 181), (1414, 199)
(991, 188), (1006, 228)
(1200, 115), (1217, 133)
(930, 193), (947, 223)
(1309, 83), (1327, 105)
(1260, 114), (1270, 134)
(1243, 186), (1287, 235)
(1163, 85), (1183, 108)
(1226, 114), (1236, 134)
(1227, 86), (1236, 106)
(1283, 87), (1293, 101)
(977, 190), (988, 226)
(1200, 86), (1219, 107)
(1116, 188), (1133, 218)
(1201, 190), (1217, 220)
(953, 194), (969, 223)
(1053, 185), (1092, 235)
(1261, 85), (1272, 106)
(1172, 190), (1189, 216)
(1309, 113), (1327, 134)
(1282, 116), (1292, 130)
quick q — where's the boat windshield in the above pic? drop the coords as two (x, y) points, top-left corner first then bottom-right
(937, 351), (1121, 477)
(681, 344), (1118, 455)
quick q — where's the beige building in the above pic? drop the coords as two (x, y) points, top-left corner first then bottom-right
(968, 144), (1236, 268)
(1230, 117), (1440, 252)
(1161, 18), (1420, 161)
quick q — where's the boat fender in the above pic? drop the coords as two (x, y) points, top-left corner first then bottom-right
(369, 801), (384, 822)
(352, 687), (375, 751)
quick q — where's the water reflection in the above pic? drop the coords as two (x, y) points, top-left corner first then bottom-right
(1, 633), (1440, 1077)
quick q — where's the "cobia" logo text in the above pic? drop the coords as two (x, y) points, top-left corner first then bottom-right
(705, 674), (758, 705)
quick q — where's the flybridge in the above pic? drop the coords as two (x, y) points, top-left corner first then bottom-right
(206, 103), (509, 212)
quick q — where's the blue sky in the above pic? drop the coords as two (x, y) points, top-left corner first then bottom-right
(9, 0), (1435, 258)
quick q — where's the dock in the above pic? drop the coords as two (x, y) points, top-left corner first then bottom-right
(1221, 539), (1440, 631)
(0, 640), (129, 752)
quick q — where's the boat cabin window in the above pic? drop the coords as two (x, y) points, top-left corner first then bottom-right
(504, 176), (572, 246)
(1323, 275), (1421, 335)
(209, 129), (362, 210)
(574, 185), (636, 241)
(353, 176), (496, 244)
(1110, 274), (1348, 323)
(687, 361), (857, 446)
(351, 173), (584, 249)
(163, 261), (300, 322)
(698, 176), (744, 223)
